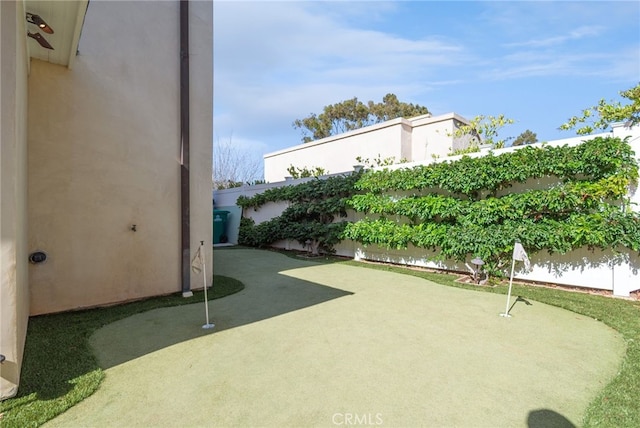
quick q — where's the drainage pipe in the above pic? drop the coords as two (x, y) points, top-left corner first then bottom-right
(180, 0), (191, 295)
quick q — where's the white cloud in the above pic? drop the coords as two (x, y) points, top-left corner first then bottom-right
(503, 25), (605, 48)
(483, 48), (640, 81)
(214, 1), (640, 152)
(213, 1), (469, 148)
(213, 134), (269, 155)
(214, 2), (465, 81)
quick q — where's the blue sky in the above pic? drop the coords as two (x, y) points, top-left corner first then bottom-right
(213, 1), (639, 158)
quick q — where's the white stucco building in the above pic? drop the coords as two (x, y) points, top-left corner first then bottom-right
(1, 0), (212, 399)
(263, 112), (472, 182)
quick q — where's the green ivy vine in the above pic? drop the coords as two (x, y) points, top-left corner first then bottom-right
(347, 175), (630, 226)
(355, 136), (637, 197)
(237, 136), (639, 276)
(237, 174), (360, 254)
(343, 136), (639, 275)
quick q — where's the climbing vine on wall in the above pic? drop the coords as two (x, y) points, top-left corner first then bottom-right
(237, 136), (639, 275)
(354, 136), (637, 196)
(237, 174), (360, 254)
(343, 136), (640, 275)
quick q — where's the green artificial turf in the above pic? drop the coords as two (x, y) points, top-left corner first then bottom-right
(0, 275), (243, 428)
(2, 248), (639, 427)
(342, 259), (640, 427)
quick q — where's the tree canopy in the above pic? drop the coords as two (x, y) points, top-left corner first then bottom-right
(292, 93), (430, 143)
(449, 114), (516, 150)
(560, 83), (640, 135)
(286, 165), (328, 179)
(512, 129), (538, 146)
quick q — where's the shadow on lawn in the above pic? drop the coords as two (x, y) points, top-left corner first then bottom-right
(91, 255), (353, 369)
(12, 250), (352, 405)
(527, 409), (576, 427)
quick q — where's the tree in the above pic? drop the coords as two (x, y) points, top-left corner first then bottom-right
(292, 93), (430, 143)
(512, 129), (538, 146)
(367, 93), (430, 123)
(449, 114), (516, 150)
(355, 154), (404, 168)
(286, 165), (328, 179)
(213, 136), (264, 189)
(560, 83), (640, 135)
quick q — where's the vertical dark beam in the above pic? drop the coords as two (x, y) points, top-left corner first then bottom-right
(180, 0), (191, 295)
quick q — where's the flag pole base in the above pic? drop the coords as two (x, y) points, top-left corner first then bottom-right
(499, 313), (512, 318)
(202, 323), (215, 329)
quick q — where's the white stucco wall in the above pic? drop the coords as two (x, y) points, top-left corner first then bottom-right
(410, 112), (469, 161)
(262, 113), (472, 182)
(187, 0), (214, 285)
(359, 127), (640, 297)
(27, 0), (212, 315)
(1, 0), (31, 400)
(264, 119), (413, 183)
(219, 124), (640, 297)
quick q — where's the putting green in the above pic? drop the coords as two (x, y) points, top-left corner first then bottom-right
(46, 249), (624, 427)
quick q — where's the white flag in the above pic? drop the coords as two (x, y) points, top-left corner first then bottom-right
(513, 242), (531, 271)
(191, 246), (203, 274)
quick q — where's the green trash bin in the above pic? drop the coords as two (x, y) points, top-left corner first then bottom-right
(213, 210), (230, 244)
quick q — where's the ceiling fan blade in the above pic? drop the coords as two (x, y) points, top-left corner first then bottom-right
(26, 12), (54, 34)
(27, 32), (54, 50)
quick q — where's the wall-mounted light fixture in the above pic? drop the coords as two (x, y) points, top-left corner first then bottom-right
(26, 12), (54, 50)
(29, 251), (48, 264)
(26, 12), (54, 34)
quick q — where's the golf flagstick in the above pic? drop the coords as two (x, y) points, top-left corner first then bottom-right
(200, 240), (215, 329)
(500, 257), (516, 318)
(501, 242), (530, 318)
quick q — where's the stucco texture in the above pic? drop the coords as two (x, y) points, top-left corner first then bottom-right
(27, 1), (212, 315)
(1, 0), (31, 399)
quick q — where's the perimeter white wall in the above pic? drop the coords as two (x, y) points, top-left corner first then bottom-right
(217, 125), (640, 297)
